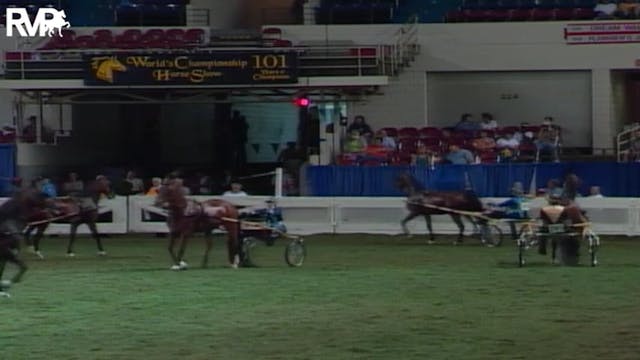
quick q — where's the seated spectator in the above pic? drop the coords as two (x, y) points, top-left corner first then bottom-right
(125, 171), (145, 194)
(471, 131), (496, 152)
(617, 0), (640, 18)
(376, 129), (396, 150)
(346, 115), (373, 141)
(198, 175), (213, 195)
(411, 144), (438, 167)
(223, 182), (248, 196)
(344, 130), (366, 153)
(480, 113), (497, 130)
(588, 186), (604, 198)
(364, 137), (393, 159)
(454, 113), (480, 132)
(627, 129), (640, 162)
(62, 172), (84, 196)
(444, 144), (474, 164)
(594, 0), (618, 19)
(146, 177), (162, 196)
(535, 117), (560, 162)
(497, 132), (520, 149)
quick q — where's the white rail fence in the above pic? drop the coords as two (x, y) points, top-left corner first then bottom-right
(2, 196), (640, 236)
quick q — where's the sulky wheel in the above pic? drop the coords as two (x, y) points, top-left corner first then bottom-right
(480, 223), (504, 247)
(517, 228), (535, 267)
(241, 237), (261, 267)
(285, 238), (306, 267)
(583, 229), (600, 267)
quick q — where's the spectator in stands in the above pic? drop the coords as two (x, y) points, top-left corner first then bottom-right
(146, 177), (162, 196)
(343, 130), (366, 153)
(223, 182), (248, 196)
(125, 170), (145, 194)
(347, 115), (373, 141)
(376, 129), (396, 150)
(480, 113), (497, 130)
(444, 144), (474, 164)
(454, 113), (480, 131)
(594, 0), (618, 19)
(544, 179), (563, 199)
(411, 144), (437, 167)
(471, 131), (496, 152)
(627, 129), (640, 162)
(536, 116), (560, 162)
(62, 172), (84, 196)
(364, 136), (393, 160)
(617, 0), (640, 18)
(588, 186), (604, 198)
(198, 175), (213, 195)
(496, 132), (519, 162)
(278, 142), (304, 175)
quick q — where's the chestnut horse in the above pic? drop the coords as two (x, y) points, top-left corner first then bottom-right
(0, 188), (51, 295)
(396, 173), (484, 244)
(155, 180), (240, 270)
(24, 176), (112, 258)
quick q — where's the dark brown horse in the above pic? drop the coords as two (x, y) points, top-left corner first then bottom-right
(24, 176), (112, 258)
(0, 187), (52, 295)
(396, 173), (484, 244)
(155, 179), (240, 270)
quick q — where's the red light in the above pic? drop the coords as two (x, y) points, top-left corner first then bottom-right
(295, 97), (310, 107)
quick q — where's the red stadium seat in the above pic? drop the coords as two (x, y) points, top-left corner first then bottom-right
(418, 127), (442, 138)
(398, 137), (418, 153)
(398, 127), (419, 138)
(572, 8), (595, 20)
(184, 28), (206, 45)
(380, 127), (398, 138)
(417, 137), (441, 147)
(93, 29), (113, 40)
(530, 8), (554, 21)
(508, 9), (530, 21)
(553, 8), (574, 20)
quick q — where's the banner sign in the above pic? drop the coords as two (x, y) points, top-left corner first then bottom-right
(565, 22), (640, 44)
(83, 52), (298, 86)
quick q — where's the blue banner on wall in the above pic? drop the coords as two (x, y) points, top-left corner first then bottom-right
(306, 162), (640, 197)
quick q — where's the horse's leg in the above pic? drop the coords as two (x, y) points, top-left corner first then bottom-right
(225, 221), (240, 268)
(424, 214), (435, 244)
(87, 219), (106, 256)
(31, 225), (47, 259)
(67, 222), (79, 256)
(176, 233), (189, 269)
(451, 214), (465, 244)
(168, 232), (180, 269)
(202, 228), (213, 268)
(401, 212), (419, 237)
(8, 254), (27, 284)
(551, 238), (558, 264)
(466, 215), (479, 234)
(24, 225), (34, 250)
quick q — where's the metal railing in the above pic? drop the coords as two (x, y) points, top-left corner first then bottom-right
(617, 123), (640, 162)
(186, 7), (210, 27)
(3, 44), (401, 80)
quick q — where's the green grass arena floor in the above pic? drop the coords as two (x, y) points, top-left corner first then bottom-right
(2, 234), (640, 360)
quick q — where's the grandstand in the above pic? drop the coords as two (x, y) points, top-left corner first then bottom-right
(0, 0), (638, 198)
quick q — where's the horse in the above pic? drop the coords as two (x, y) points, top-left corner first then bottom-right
(539, 194), (589, 265)
(0, 188), (52, 295)
(395, 173), (484, 244)
(24, 176), (112, 258)
(155, 179), (241, 270)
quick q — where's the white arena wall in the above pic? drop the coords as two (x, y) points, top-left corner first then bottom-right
(2, 196), (638, 237)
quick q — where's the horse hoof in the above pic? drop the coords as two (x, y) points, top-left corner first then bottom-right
(170, 265), (181, 271)
(179, 261), (188, 270)
(427, 240), (436, 245)
(27, 246), (35, 253)
(0, 280), (11, 289)
(97, 251), (107, 257)
(230, 263), (238, 269)
(0, 291), (10, 298)
(66, 253), (75, 257)
(35, 251), (44, 260)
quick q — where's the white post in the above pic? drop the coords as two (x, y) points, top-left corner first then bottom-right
(275, 167), (283, 198)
